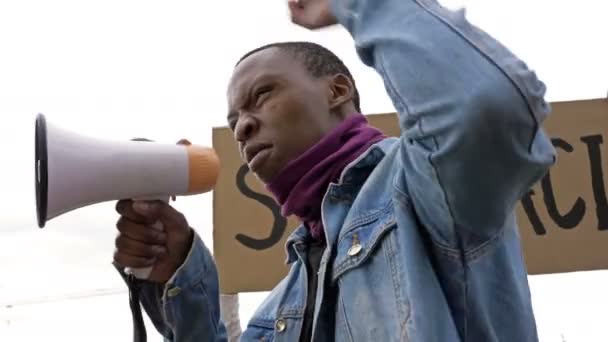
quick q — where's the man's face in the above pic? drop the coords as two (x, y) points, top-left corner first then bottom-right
(227, 48), (340, 184)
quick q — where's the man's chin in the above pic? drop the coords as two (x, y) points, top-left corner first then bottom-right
(254, 171), (272, 185)
(248, 156), (283, 185)
(251, 165), (278, 185)
(252, 171), (265, 183)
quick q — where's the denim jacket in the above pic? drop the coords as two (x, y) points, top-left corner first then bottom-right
(129, 0), (556, 341)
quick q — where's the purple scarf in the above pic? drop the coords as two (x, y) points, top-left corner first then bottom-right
(266, 113), (386, 242)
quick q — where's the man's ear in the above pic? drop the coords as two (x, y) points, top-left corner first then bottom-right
(327, 74), (355, 111)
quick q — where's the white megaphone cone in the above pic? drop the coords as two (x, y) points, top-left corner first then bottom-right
(35, 113), (220, 279)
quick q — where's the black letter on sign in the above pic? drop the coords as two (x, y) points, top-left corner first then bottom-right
(234, 164), (287, 250)
(542, 138), (586, 229)
(521, 190), (547, 235)
(580, 135), (608, 231)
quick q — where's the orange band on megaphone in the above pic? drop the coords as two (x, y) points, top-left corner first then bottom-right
(186, 145), (220, 194)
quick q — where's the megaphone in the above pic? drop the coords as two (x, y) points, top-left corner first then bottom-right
(35, 113), (220, 278)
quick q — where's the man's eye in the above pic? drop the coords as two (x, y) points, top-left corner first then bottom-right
(254, 86), (273, 105)
(228, 118), (237, 131)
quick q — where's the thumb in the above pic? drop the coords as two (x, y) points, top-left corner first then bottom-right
(176, 139), (192, 146)
(135, 201), (189, 232)
(132, 200), (163, 217)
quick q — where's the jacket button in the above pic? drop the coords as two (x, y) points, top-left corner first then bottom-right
(167, 286), (182, 298)
(347, 243), (362, 256)
(275, 319), (286, 332)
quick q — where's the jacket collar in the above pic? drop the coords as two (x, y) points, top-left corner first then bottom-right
(284, 137), (397, 264)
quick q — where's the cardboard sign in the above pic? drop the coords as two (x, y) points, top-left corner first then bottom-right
(212, 98), (608, 294)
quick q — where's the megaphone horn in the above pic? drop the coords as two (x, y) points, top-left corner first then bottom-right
(34, 113), (220, 278)
(35, 113), (49, 229)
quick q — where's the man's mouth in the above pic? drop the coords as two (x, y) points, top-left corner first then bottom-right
(244, 144), (272, 171)
(248, 148), (272, 172)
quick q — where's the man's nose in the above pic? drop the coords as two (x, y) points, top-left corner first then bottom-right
(234, 114), (258, 143)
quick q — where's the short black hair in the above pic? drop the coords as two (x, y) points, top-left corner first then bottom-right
(236, 41), (361, 112)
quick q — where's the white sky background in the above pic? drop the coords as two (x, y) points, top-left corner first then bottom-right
(0, 0), (607, 341)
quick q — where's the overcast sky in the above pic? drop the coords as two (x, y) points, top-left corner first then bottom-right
(1, 0), (607, 341)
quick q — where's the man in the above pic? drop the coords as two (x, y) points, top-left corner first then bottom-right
(114, 0), (556, 341)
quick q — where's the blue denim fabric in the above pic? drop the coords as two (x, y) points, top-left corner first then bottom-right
(134, 0), (556, 340)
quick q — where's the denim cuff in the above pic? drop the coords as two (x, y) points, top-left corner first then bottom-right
(162, 230), (212, 303)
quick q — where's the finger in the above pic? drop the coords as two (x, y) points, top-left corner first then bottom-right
(131, 200), (166, 223)
(116, 199), (153, 224)
(116, 216), (167, 245)
(113, 249), (156, 268)
(133, 201), (188, 232)
(115, 234), (167, 259)
(159, 205), (189, 232)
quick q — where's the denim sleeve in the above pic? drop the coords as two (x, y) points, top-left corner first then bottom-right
(121, 231), (228, 341)
(330, 0), (556, 250)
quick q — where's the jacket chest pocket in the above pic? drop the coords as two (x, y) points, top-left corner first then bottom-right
(331, 213), (397, 282)
(242, 316), (304, 342)
(241, 320), (275, 342)
(331, 214), (411, 341)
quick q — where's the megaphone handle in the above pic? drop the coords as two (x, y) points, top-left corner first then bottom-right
(124, 197), (168, 280)
(124, 220), (164, 279)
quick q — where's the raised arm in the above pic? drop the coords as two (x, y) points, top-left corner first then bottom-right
(332, 0), (557, 249)
(326, 0), (556, 250)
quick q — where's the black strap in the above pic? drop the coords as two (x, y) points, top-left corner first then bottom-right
(300, 242), (325, 342)
(127, 275), (148, 342)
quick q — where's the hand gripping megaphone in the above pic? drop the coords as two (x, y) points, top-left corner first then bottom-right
(34, 113), (220, 279)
